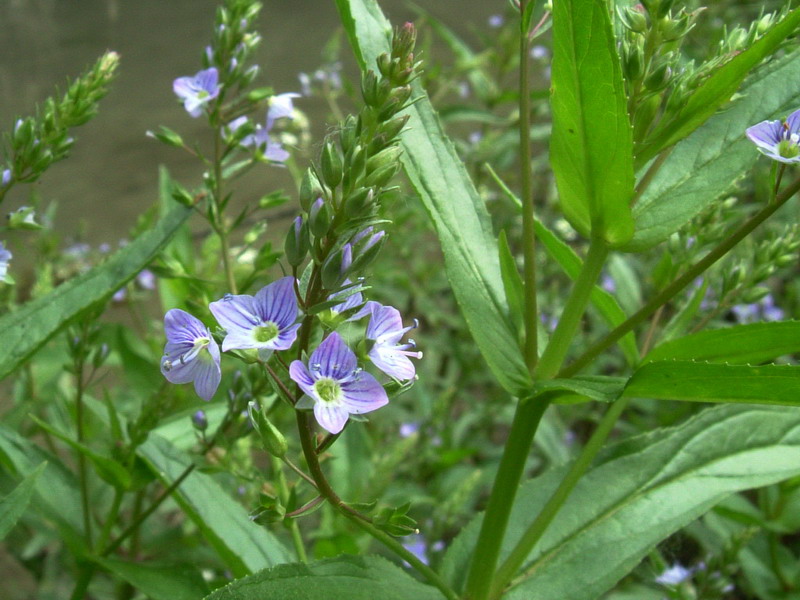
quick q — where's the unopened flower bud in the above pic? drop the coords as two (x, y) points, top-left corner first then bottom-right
(147, 127), (184, 148)
(340, 115), (358, 155)
(192, 410), (208, 431)
(342, 144), (367, 192)
(284, 216), (310, 267)
(299, 168), (324, 211)
(321, 246), (346, 290)
(361, 70), (381, 106)
(321, 141), (343, 188)
(377, 53), (393, 79)
(309, 198), (331, 238)
(349, 230), (387, 274)
(618, 6), (647, 33)
(623, 44), (644, 83)
(392, 22), (417, 60)
(644, 63), (671, 92)
(366, 144), (403, 175)
(248, 402), (288, 458)
(379, 114), (410, 143)
(364, 161), (401, 189)
(344, 187), (374, 218)
(379, 86), (412, 120)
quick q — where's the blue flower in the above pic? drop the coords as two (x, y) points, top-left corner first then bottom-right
(746, 108), (800, 163)
(289, 332), (388, 434)
(209, 277), (300, 352)
(363, 303), (422, 381)
(267, 92), (300, 129)
(0, 241), (11, 280)
(161, 309), (221, 401)
(173, 68), (221, 117)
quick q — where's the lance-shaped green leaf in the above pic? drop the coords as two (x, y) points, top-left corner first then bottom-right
(0, 462), (45, 540)
(137, 434), (291, 578)
(550, 0), (635, 246)
(0, 425), (85, 549)
(625, 361), (800, 406)
(0, 203), (192, 380)
(29, 415), (131, 490)
(441, 405), (800, 598)
(203, 555), (444, 600)
(623, 49), (800, 252)
(336, 0), (531, 395)
(636, 7), (800, 168)
(644, 321), (800, 365)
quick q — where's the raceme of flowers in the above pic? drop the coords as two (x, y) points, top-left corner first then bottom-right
(160, 277), (421, 434)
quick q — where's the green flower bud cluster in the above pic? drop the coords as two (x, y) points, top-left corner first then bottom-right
(287, 24), (420, 295)
(205, 0), (264, 93)
(620, 2), (785, 148)
(0, 51), (119, 198)
(717, 223), (799, 312)
(618, 2), (700, 144)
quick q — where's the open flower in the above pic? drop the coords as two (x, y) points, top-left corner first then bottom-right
(364, 303), (422, 381)
(160, 309), (221, 401)
(267, 92), (301, 128)
(746, 108), (800, 163)
(289, 332), (388, 434)
(209, 276), (300, 352)
(173, 68), (220, 117)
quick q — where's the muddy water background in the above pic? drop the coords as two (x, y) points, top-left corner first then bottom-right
(0, 0), (496, 247)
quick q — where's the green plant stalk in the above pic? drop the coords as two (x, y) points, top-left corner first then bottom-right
(490, 395), (633, 598)
(271, 455), (308, 563)
(465, 227), (607, 599)
(535, 238), (609, 379)
(74, 357), (92, 547)
(212, 120), (238, 295)
(95, 487), (124, 554)
(464, 398), (549, 600)
(519, 0), (539, 370)
(562, 174), (800, 378)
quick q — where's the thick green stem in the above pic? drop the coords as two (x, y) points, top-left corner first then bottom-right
(562, 175), (800, 378)
(489, 395), (632, 598)
(464, 398), (549, 600)
(519, 0), (538, 370)
(535, 238), (609, 379)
